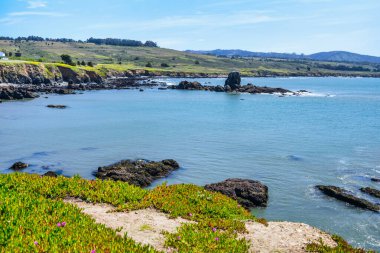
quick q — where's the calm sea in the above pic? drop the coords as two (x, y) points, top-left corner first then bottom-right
(1, 77), (379, 250)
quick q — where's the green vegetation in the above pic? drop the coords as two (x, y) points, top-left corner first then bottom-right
(1, 40), (379, 77)
(306, 235), (376, 253)
(0, 173), (253, 252)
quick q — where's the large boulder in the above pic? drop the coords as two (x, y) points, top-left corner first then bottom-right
(360, 187), (380, 199)
(316, 185), (379, 212)
(177, 81), (203, 90)
(225, 72), (241, 90)
(94, 159), (180, 187)
(9, 161), (29, 171)
(204, 178), (268, 208)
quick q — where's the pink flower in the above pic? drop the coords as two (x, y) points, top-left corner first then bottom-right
(34, 241), (38, 245)
(57, 222), (61, 227)
(188, 213), (193, 217)
(177, 236), (181, 240)
(215, 237), (220, 241)
(212, 227), (217, 232)
(91, 250), (96, 253)
(61, 222), (66, 227)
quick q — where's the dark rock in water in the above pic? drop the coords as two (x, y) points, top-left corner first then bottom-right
(225, 72), (241, 91)
(47, 105), (67, 109)
(360, 187), (380, 199)
(177, 81), (203, 90)
(0, 87), (39, 101)
(204, 178), (268, 208)
(10, 161), (29, 171)
(316, 185), (379, 212)
(94, 159), (180, 187)
(286, 155), (303, 161)
(43, 171), (58, 177)
(371, 178), (380, 182)
(139, 89), (144, 92)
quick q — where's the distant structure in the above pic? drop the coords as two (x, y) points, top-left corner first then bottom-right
(0, 52), (8, 60)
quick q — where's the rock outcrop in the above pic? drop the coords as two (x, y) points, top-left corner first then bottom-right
(225, 72), (241, 90)
(0, 87), (39, 100)
(169, 80), (295, 95)
(204, 178), (268, 208)
(316, 185), (379, 212)
(94, 159), (180, 187)
(43, 171), (58, 177)
(360, 187), (380, 199)
(9, 162), (29, 171)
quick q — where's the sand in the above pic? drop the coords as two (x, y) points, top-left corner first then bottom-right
(65, 198), (337, 252)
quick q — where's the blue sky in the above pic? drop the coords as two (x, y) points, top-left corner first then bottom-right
(1, 0), (379, 55)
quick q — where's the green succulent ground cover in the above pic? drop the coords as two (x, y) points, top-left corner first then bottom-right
(0, 173), (374, 252)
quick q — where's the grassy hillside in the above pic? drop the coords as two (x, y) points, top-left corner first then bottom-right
(1, 40), (380, 77)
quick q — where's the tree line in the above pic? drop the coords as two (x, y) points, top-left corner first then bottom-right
(0, 36), (158, 47)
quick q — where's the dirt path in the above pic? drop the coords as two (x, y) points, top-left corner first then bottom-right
(65, 198), (337, 252)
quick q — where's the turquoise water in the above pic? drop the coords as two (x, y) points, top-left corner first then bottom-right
(1, 77), (380, 250)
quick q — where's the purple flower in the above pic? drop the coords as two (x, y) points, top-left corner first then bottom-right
(188, 213), (193, 217)
(34, 241), (38, 245)
(212, 227), (217, 232)
(57, 222), (61, 227)
(215, 237), (220, 241)
(61, 222), (66, 227)
(91, 250), (96, 253)
(177, 236), (181, 240)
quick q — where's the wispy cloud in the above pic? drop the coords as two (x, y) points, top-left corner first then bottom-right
(87, 10), (290, 31)
(27, 1), (47, 9)
(9, 11), (67, 17)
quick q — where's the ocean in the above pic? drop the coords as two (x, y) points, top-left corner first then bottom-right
(1, 77), (379, 250)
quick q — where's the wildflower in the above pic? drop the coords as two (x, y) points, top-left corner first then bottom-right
(57, 222), (62, 227)
(215, 237), (219, 241)
(91, 250), (96, 253)
(61, 222), (67, 227)
(212, 227), (217, 232)
(34, 241), (38, 245)
(188, 213), (193, 217)
(177, 236), (181, 240)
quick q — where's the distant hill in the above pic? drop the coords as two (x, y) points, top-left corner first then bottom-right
(186, 49), (380, 64)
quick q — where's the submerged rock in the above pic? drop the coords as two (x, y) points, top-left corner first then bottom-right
(371, 178), (380, 183)
(9, 161), (29, 171)
(225, 72), (241, 91)
(316, 185), (379, 212)
(204, 178), (268, 208)
(360, 187), (380, 199)
(43, 171), (58, 177)
(94, 159), (180, 187)
(46, 105), (67, 109)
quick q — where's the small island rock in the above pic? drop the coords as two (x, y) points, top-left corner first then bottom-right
(94, 159), (180, 187)
(316, 185), (379, 212)
(204, 178), (268, 208)
(225, 72), (241, 91)
(360, 187), (380, 199)
(47, 105), (67, 109)
(10, 161), (29, 171)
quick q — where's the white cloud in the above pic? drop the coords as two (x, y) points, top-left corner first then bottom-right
(27, 1), (47, 9)
(9, 11), (68, 17)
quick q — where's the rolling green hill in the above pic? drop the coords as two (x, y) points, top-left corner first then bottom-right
(1, 40), (380, 77)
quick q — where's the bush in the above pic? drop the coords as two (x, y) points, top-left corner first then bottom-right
(161, 63), (170, 68)
(146, 62), (152, 68)
(61, 54), (74, 65)
(195, 60), (200, 65)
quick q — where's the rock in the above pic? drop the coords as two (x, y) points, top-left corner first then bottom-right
(204, 178), (268, 208)
(94, 159), (180, 187)
(43, 171), (58, 177)
(46, 105), (67, 109)
(177, 81), (203, 90)
(371, 178), (380, 182)
(360, 187), (380, 199)
(316, 185), (379, 212)
(10, 161), (28, 171)
(225, 72), (241, 90)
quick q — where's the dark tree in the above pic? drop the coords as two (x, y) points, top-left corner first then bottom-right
(144, 41), (158, 47)
(87, 61), (94, 67)
(146, 62), (152, 67)
(81, 60), (86, 66)
(61, 54), (74, 65)
(195, 60), (200, 65)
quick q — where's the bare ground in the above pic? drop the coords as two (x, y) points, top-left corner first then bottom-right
(64, 198), (337, 253)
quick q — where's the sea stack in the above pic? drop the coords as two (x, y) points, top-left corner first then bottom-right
(225, 72), (241, 91)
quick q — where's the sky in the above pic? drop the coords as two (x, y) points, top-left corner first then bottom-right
(0, 0), (380, 55)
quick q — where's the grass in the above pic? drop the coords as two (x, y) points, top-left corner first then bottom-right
(1, 40), (379, 77)
(0, 173), (253, 252)
(306, 235), (376, 253)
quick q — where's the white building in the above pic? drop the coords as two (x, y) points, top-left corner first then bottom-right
(0, 52), (8, 60)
